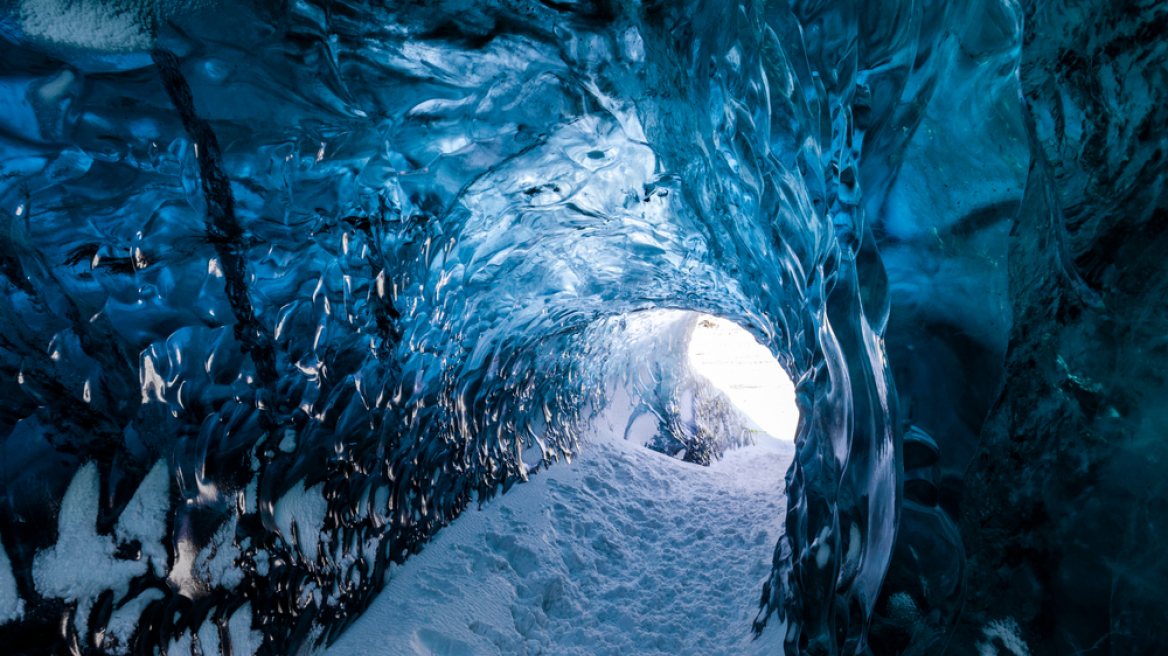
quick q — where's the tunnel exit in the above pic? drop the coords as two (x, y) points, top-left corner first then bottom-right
(687, 315), (799, 444)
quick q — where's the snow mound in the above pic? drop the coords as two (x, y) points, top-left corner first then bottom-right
(32, 462), (148, 638)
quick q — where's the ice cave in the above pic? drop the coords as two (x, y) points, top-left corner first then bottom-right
(0, 0), (1164, 654)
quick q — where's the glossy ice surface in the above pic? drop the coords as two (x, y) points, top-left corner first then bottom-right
(0, 0), (1164, 655)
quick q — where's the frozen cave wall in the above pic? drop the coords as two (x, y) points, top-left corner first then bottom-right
(865, 0), (1168, 653)
(0, 1), (897, 654)
(857, 0), (1025, 652)
(956, 0), (1168, 654)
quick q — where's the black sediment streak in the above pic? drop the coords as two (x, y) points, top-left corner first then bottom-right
(152, 48), (278, 388)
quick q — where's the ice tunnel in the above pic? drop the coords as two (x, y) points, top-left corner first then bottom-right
(0, 0), (1165, 655)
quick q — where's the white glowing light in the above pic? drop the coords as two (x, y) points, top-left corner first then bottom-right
(687, 314), (798, 441)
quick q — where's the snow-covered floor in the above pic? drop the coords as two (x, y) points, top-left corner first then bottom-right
(326, 387), (793, 656)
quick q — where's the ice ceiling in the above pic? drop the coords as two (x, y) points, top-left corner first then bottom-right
(0, 0), (1164, 655)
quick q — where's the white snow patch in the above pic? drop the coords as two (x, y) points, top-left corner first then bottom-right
(21, 0), (153, 51)
(886, 591), (922, 629)
(18, 0), (211, 52)
(197, 616), (221, 656)
(275, 479), (329, 563)
(228, 603), (264, 656)
(326, 385), (793, 656)
(0, 530), (25, 624)
(193, 514), (244, 590)
(373, 487), (390, 523)
(115, 459), (172, 578)
(244, 477), (259, 514)
(627, 411), (661, 446)
(167, 629), (193, 656)
(279, 428), (298, 453)
(254, 549), (270, 576)
(33, 462), (147, 638)
(978, 617), (1031, 656)
(104, 588), (165, 655)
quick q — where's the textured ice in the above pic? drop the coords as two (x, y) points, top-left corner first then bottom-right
(0, 0), (1164, 654)
(0, 0), (893, 651)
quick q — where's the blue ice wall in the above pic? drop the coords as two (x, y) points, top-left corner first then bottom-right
(859, 0), (1168, 652)
(0, 1), (897, 654)
(855, 0), (1026, 651)
(954, 1), (1168, 654)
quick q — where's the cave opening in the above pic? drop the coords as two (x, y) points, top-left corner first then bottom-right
(570, 308), (800, 470)
(324, 309), (800, 656)
(687, 313), (799, 444)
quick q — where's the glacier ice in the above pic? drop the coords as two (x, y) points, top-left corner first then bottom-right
(0, 0), (1164, 654)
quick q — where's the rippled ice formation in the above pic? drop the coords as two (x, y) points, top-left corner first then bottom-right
(16, 0), (1162, 652)
(0, 0), (901, 648)
(0, 0), (901, 652)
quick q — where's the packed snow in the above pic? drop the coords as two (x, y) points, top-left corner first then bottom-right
(18, 0), (210, 52)
(274, 478), (329, 563)
(114, 459), (172, 578)
(326, 377), (794, 656)
(32, 462), (149, 639)
(0, 529), (24, 624)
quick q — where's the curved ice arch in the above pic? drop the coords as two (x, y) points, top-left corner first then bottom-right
(0, 0), (899, 654)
